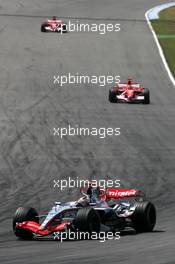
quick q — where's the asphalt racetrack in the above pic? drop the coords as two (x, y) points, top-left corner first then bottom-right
(0, 0), (175, 263)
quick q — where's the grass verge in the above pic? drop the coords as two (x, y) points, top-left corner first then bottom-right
(151, 7), (175, 77)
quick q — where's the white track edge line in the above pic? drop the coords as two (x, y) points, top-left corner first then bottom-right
(145, 7), (175, 87)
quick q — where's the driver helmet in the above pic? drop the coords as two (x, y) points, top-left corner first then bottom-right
(90, 186), (104, 203)
(127, 77), (132, 86)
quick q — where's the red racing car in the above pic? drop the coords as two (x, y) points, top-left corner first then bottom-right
(109, 78), (150, 104)
(41, 16), (67, 33)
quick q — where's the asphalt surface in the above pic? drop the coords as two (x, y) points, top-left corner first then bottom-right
(0, 0), (175, 263)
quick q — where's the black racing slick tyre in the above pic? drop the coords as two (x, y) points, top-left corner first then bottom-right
(13, 207), (39, 239)
(143, 88), (150, 104)
(131, 201), (156, 233)
(61, 24), (67, 33)
(109, 90), (117, 103)
(75, 207), (100, 233)
(41, 24), (47, 32)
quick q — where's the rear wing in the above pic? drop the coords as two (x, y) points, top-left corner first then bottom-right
(106, 188), (142, 199)
(47, 20), (64, 24)
(115, 83), (144, 91)
(118, 83), (140, 88)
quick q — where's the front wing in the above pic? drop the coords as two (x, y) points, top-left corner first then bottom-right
(16, 221), (71, 236)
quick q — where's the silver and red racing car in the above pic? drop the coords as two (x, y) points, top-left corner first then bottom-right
(41, 16), (67, 33)
(109, 77), (150, 104)
(13, 184), (156, 240)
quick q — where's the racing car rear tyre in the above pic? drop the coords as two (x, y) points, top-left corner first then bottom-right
(75, 207), (100, 234)
(109, 90), (117, 103)
(131, 201), (156, 232)
(13, 207), (39, 239)
(143, 88), (150, 104)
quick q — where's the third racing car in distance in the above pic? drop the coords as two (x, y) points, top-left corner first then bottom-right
(109, 77), (150, 104)
(13, 184), (156, 241)
(41, 16), (67, 33)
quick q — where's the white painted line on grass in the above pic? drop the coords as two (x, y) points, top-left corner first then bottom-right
(145, 5), (175, 87)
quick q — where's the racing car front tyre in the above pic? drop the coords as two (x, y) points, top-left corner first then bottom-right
(13, 207), (39, 239)
(61, 24), (67, 33)
(75, 207), (100, 234)
(131, 201), (156, 233)
(143, 88), (150, 104)
(109, 90), (117, 103)
(41, 25), (47, 32)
